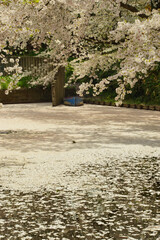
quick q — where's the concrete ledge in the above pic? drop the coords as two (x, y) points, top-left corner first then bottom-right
(84, 98), (160, 111)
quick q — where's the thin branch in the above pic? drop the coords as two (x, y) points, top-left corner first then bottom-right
(120, 2), (149, 19)
(120, 2), (139, 13)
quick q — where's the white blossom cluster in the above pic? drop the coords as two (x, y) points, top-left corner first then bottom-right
(70, 5), (160, 104)
(0, 0), (159, 104)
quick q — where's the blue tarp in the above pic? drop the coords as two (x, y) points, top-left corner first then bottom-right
(64, 96), (83, 106)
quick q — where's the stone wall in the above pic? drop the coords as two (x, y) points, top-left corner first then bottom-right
(0, 66), (65, 105)
(0, 56), (65, 106)
(0, 87), (52, 104)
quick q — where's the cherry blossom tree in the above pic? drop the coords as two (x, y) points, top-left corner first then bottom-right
(0, 0), (96, 90)
(68, 0), (160, 105)
(0, 0), (159, 104)
(0, 1), (72, 87)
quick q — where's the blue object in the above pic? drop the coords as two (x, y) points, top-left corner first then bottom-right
(64, 96), (83, 106)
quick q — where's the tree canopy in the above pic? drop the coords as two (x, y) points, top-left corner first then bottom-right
(0, 0), (160, 104)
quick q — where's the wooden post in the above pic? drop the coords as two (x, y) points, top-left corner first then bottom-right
(51, 66), (65, 106)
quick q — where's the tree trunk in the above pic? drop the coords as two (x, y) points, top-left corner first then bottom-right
(51, 66), (65, 106)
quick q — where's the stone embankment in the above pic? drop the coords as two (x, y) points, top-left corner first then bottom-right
(84, 98), (160, 111)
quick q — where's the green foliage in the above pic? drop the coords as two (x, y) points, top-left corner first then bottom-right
(74, 62), (160, 106)
(0, 76), (12, 90)
(0, 0), (11, 5)
(23, 0), (40, 4)
(0, 75), (38, 90)
(65, 63), (74, 83)
(126, 63), (160, 105)
(17, 75), (36, 88)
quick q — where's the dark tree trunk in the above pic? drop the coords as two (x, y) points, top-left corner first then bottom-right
(51, 66), (65, 106)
